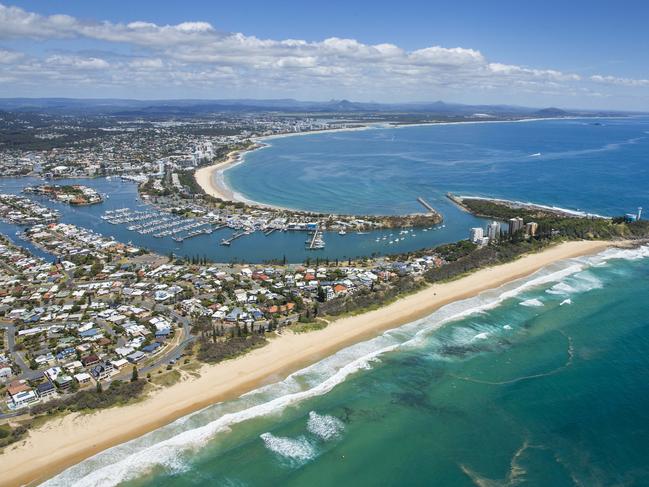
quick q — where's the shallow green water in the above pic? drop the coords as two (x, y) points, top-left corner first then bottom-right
(46, 246), (649, 487)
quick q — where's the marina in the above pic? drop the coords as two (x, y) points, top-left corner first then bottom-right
(2, 93), (649, 487)
(220, 230), (252, 246)
(306, 228), (326, 250)
(0, 176), (487, 262)
(101, 208), (215, 241)
(2, 4), (649, 481)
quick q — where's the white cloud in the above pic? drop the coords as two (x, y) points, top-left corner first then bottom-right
(0, 48), (22, 63)
(45, 55), (110, 70)
(0, 2), (648, 106)
(591, 74), (649, 87)
(128, 58), (164, 69)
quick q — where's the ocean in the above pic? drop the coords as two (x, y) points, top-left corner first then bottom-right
(8, 116), (649, 485)
(44, 244), (649, 486)
(228, 117), (649, 217)
(3, 117), (649, 262)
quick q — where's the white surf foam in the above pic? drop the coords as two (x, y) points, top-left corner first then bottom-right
(260, 433), (317, 464)
(307, 411), (345, 441)
(401, 263), (587, 350)
(560, 299), (572, 306)
(546, 282), (577, 295)
(579, 244), (649, 265)
(43, 341), (397, 487)
(44, 244), (649, 487)
(520, 298), (544, 307)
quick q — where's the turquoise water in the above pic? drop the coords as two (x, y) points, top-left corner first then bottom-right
(44, 245), (649, 487)
(4, 118), (649, 262)
(228, 117), (649, 217)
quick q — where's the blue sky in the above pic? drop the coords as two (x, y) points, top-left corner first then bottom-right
(1, 0), (648, 109)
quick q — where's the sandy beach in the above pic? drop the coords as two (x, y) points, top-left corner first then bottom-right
(193, 123), (391, 209)
(194, 148), (247, 203)
(0, 241), (613, 486)
(0, 239), (620, 487)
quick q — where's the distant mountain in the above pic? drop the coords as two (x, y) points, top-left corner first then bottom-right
(0, 97), (637, 118)
(534, 107), (568, 117)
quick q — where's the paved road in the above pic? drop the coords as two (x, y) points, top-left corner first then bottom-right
(1, 323), (43, 380)
(111, 309), (195, 380)
(0, 307), (195, 419)
(1, 323), (44, 419)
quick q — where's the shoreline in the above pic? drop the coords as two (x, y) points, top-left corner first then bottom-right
(193, 124), (376, 211)
(1, 239), (619, 487)
(193, 116), (600, 209)
(449, 193), (611, 219)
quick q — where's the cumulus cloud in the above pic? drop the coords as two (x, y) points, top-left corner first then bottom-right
(0, 48), (23, 63)
(45, 55), (110, 70)
(590, 74), (649, 87)
(0, 2), (647, 104)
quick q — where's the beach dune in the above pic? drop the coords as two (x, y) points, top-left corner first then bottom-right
(1, 240), (616, 487)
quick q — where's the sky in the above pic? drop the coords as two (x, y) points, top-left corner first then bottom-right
(1, 0), (648, 110)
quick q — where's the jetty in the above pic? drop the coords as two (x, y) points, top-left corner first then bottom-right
(417, 197), (436, 213)
(220, 230), (250, 246)
(306, 229), (325, 250)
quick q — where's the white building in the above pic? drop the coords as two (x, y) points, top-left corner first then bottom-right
(525, 222), (539, 237)
(487, 221), (501, 242)
(470, 227), (484, 243)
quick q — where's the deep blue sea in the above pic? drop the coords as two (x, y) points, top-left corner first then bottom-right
(43, 245), (649, 487)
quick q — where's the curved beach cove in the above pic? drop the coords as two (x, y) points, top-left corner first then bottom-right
(224, 117), (649, 217)
(8, 240), (649, 486)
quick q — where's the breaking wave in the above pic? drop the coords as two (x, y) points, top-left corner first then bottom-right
(260, 433), (317, 465)
(43, 245), (649, 487)
(307, 411), (345, 441)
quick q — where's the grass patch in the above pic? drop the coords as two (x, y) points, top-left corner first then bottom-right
(321, 282), (426, 320)
(291, 320), (328, 334)
(150, 370), (181, 387)
(180, 361), (202, 373)
(0, 423), (28, 450)
(197, 335), (267, 364)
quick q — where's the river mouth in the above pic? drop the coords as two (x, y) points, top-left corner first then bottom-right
(3, 117), (649, 263)
(0, 175), (486, 263)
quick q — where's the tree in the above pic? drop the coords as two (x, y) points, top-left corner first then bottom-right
(96, 381), (103, 393)
(131, 366), (138, 382)
(90, 261), (102, 276)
